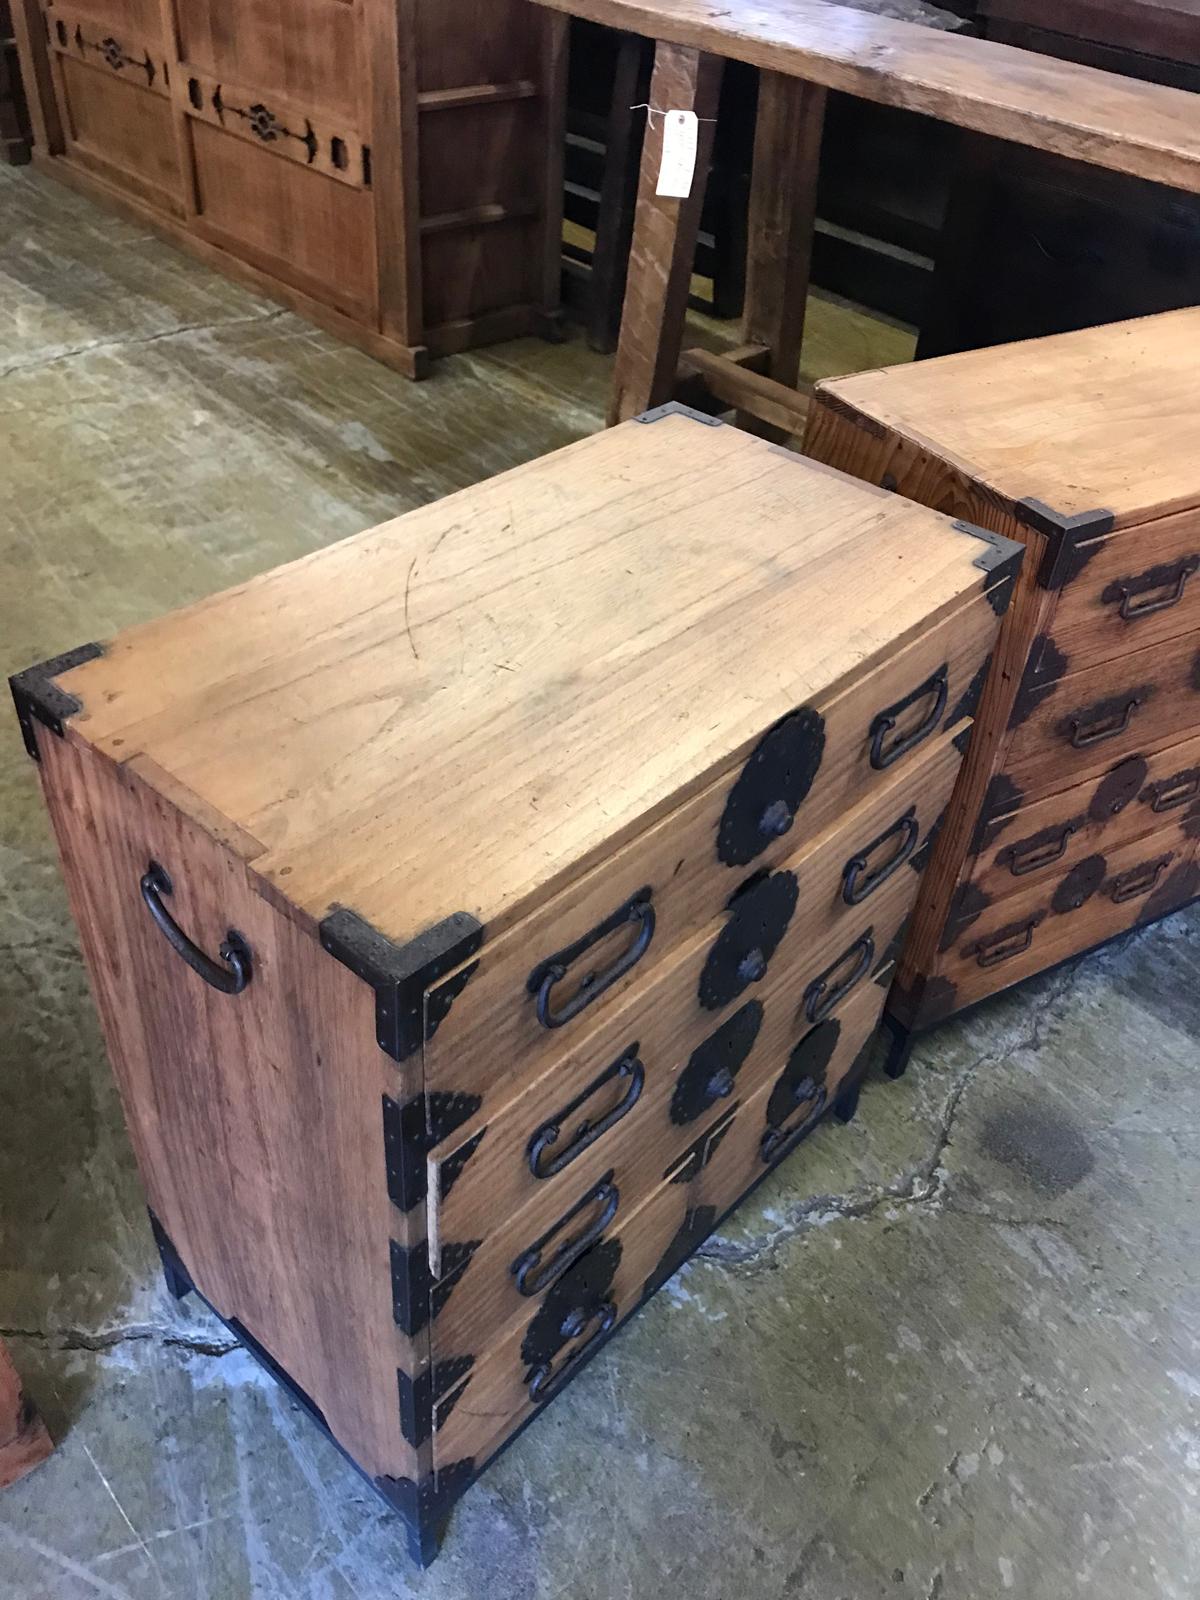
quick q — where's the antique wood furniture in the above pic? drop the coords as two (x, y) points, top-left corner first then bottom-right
(10, 0), (566, 377)
(529, 0), (1200, 431)
(919, 0), (1200, 357)
(804, 308), (1200, 1066)
(1, 0), (31, 163)
(11, 405), (1017, 1563)
(0, 1341), (52, 1491)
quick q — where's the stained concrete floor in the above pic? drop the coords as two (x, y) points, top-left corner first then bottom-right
(1, 159), (1199, 1600)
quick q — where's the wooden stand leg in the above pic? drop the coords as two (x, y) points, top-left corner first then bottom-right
(607, 41), (723, 426)
(882, 1015), (917, 1081)
(587, 33), (653, 354)
(741, 74), (827, 407)
(148, 1210), (194, 1301)
(9, 0), (62, 156)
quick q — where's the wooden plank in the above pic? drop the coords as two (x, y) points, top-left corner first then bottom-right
(0, 1341), (52, 1491)
(677, 345), (812, 434)
(537, 10), (570, 320)
(365, 0), (425, 352)
(741, 72), (826, 392)
(10, 0), (64, 155)
(45, 414), (1006, 949)
(608, 42), (723, 424)
(529, 0), (1200, 194)
(586, 30), (652, 353)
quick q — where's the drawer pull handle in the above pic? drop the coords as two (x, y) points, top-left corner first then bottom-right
(1105, 554), (1199, 621)
(527, 1300), (617, 1402)
(511, 1175), (620, 1297)
(528, 891), (655, 1029)
(998, 821), (1078, 878)
(968, 913), (1044, 969)
(841, 807), (920, 904)
(1067, 697), (1141, 749)
(1109, 853), (1174, 905)
(761, 1082), (828, 1165)
(527, 1050), (645, 1179)
(868, 665), (948, 771)
(1142, 768), (1200, 814)
(803, 931), (874, 1025)
(140, 862), (251, 995)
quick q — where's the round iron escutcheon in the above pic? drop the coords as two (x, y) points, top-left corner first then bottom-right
(520, 1236), (623, 1373)
(698, 870), (800, 1012)
(764, 1018), (841, 1135)
(670, 1000), (765, 1126)
(1051, 853), (1107, 915)
(1088, 755), (1148, 821)
(717, 707), (826, 867)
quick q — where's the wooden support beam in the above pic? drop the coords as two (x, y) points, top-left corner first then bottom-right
(608, 41), (724, 425)
(678, 346), (812, 436)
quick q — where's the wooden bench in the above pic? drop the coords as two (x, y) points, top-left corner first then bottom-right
(530, 0), (1200, 428)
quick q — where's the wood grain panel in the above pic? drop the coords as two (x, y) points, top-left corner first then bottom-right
(1004, 628), (1200, 801)
(426, 882), (911, 1364)
(52, 416), (1005, 951)
(34, 732), (415, 1482)
(191, 118), (378, 320)
(173, 0), (361, 120)
(424, 723), (968, 1101)
(967, 727), (1200, 908)
(56, 53), (182, 210)
(432, 993), (879, 1471)
(529, 0), (1200, 196)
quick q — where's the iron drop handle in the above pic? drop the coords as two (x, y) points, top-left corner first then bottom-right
(760, 1082), (828, 1165)
(969, 913), (1044, 969)
(526, 1299), (617, 1403)
(868, 666), (948, 771)
(1067, 696), (1141, 749)
(140, 863), (251, 995)
(998, 820), (1078, 878)
(1106, 553), (1199, 621)
(803, 931), (874, 1025)
(528, 891), (655, 1029)
(1142, 768), (1200, 814)
(511, 1175), (620, 1297)
(841, 807), (920, 905)
(1109, 854), (1174, 905)
(527, 1050), (645, 1179)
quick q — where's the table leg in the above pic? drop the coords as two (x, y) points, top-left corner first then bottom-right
(742, 73), (827, 394)
(607, 41), (723, 426)
(587, 33), (653, 354)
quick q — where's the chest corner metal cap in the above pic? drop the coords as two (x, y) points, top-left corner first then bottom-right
(9, 641), (106, 761)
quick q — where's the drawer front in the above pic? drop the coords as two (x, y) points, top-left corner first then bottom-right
(934, 817), (1200, 1015)
(1005, 629), (1200, 804)
(426, 731), (963, 1258)
(426, 877), (908, 1368)
(422, 588), (1004, 1102)
(430, 988), (881, 1476)
(1044, 507), (1200, 677)
(967, 728), (1200, 909)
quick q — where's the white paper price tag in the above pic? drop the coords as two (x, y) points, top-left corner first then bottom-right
(656, 110), (699, 199)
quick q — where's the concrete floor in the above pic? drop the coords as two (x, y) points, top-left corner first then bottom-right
(1, 159), (1199, 1600)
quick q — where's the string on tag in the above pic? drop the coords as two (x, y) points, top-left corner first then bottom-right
(630, 103), (718, 129)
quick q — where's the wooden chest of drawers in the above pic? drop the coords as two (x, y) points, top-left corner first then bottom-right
(805, 308), (1200, 1061)
(11, 406), (1016, 1562)
(10, 0), (565, 374)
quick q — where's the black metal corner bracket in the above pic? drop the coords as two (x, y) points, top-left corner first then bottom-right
(631, 400), (724, 427)
(9, 642), (104, 761)
(1015, 499), (1115, 592)
(319, 906), (483, 1061)
(951, 521), (1025, 612)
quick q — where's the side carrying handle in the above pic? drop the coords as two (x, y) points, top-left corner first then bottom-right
(528, 891), (655, 1029)
(140, 862), (251, 995)
(868, 665), (948, 771)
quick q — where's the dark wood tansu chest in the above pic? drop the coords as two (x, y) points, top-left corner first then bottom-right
(10, 0), (565, 374)
(805, 308), (1200, 1062)
(11, 406), (1015, 1562)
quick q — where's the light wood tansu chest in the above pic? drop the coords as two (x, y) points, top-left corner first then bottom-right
(11, 407), (1016, 1563)
(805, 308), (1200, 1065)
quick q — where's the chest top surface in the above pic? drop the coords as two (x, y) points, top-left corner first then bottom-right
(818, 308), (1200, 529)
(53, 411), (996, 945)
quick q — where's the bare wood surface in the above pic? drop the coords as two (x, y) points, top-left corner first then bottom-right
(0, 1341), (52, 1490)
(50, 414), (1000, 953)
(36, 733), (418, 1483)
(741, 73), (826, 391)
(608, 43), (724, 423)
(530, 0), (1200, 194)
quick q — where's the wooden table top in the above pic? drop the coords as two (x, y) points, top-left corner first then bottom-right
(531, 0), (1200, 192)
